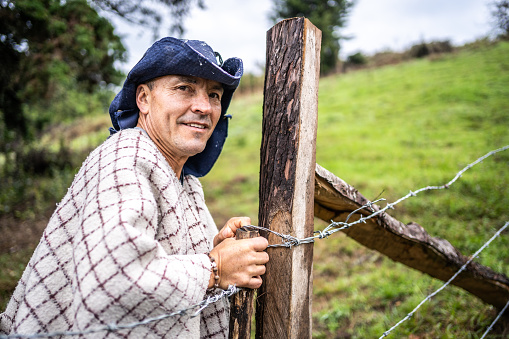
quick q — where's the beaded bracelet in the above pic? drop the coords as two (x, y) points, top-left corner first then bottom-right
(208, 253), (220, 288)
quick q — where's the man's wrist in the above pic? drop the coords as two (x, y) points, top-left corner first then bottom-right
(207, 252), (220, 289)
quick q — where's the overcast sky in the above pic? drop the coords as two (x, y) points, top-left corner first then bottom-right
(112, 0), (495, 75)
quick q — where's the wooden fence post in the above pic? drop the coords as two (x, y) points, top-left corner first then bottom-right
(229, 228), (259, 339)
(256, 17), (321, 339)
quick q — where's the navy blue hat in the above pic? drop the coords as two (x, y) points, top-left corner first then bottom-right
(109, 37), (243, 177)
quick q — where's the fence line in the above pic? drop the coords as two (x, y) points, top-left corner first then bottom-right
(379, 221), (509, 338)
(249, 145), (509, 248)
(2, 145), (508, 338)
(0, 286), (240, 339)
(481, 299), (509, 339)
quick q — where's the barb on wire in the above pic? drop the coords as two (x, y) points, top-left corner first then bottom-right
(247, 145), (509, 248)
(344, 197), (384, 223)
(480, 299), (509, 339)
(379, 221), (509, 338)
(0, 285), (240, 339)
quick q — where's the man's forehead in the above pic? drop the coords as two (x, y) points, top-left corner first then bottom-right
(162, 75), (224, 90)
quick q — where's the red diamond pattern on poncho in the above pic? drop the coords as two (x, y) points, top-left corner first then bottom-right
(1, 129), (228, 338)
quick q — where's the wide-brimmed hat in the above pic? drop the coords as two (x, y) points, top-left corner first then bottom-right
(109, 37), (243, 177)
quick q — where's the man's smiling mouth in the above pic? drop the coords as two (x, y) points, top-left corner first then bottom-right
(184, 123), (207, 129)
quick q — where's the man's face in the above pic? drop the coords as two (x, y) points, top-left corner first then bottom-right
(138, 75), (224, 164)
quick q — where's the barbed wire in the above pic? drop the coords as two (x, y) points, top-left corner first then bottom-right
(2, 145), (508, 338)
(245, 197), (387, 248)
(248, 145), (509, 248)
(0, 285), (240, 339)
(379, 221), (509, 338)
(480, 299), (509, 339)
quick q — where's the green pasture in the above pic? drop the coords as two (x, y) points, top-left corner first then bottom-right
(1, 41), (508, 337)
(204, 41), (509, 338)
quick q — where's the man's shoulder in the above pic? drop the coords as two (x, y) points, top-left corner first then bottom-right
(84, 128), (166, 171)
(97, 128), (159, 157)
(71, 128), (176, 192)
(106, 128), (154, 148)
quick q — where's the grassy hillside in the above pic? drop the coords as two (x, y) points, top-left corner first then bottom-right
(1, 41), (508, 337)
(310, 42), (509, 338)
(204, 41), (509, 338)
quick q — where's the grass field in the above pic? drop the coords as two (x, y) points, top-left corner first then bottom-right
(1, 41), (508, 338)
(204, 41), (509, 338)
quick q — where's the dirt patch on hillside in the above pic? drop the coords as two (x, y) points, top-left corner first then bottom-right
(0, 209), (52, 254)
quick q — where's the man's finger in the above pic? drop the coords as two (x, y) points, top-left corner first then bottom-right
(251, 264), (266, 277)
(231, 217), (251, 231)
(255, 251), (269, 265)
(250, 236), (269, 251)
(247, 276), (263, 289)
(221, 226), (235, 239)
(221, 217), (251, 239)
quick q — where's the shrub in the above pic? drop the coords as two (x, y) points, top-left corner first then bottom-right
(407, 40), (453, 59)
(347, 52), (367, 65)
(370, 51), (407, 67)
(408, 43), (430, 58)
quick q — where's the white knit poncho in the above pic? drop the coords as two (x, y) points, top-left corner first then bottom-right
(0, 129), (228, 338)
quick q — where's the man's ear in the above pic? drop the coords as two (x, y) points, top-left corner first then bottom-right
(136, 84), (150, 115)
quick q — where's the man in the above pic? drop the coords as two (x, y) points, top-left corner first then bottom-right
(0, 37), (269, 338)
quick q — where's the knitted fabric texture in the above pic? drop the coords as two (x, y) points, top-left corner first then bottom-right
(0, 129), (228, 338)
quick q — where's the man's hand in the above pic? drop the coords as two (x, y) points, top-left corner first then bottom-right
(213, 217), (251, 247)
(209, 236), (269, 290)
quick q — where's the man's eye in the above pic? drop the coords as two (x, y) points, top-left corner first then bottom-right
(177, 85), (189, 91)
(210, 93), (221, 100)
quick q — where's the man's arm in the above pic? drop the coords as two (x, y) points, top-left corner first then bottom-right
(70, 132), (214, 329)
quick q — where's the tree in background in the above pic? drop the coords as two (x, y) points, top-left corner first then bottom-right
(0, 0), (204, 148)
(270, 0), (355, 75)
(90, 0), (205, 37)
(0, 0), (126, 145)
(491, 0), (509, 38)
(0, 0), (206, 217)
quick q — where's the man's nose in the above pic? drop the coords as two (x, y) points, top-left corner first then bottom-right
(191, 91), (212, 115)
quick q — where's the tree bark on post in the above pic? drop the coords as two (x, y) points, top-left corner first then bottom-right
(228, 228), (259, 339)
(256, 17), (321, 339)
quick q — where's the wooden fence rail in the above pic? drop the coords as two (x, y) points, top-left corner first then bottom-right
(314, 163), (509, 309)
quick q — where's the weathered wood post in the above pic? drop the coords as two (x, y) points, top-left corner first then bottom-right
(229, 228), (259, 339)
(256, 17), (321, 339)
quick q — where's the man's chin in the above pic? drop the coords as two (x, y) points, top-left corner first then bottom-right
(174, 135), (212, 157)
(182, 144), (207, 157)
